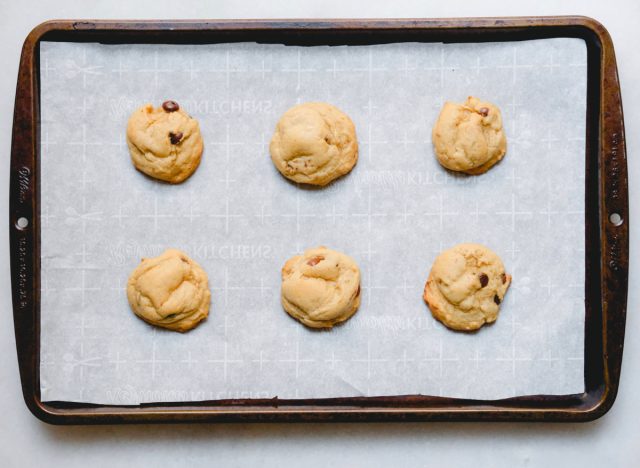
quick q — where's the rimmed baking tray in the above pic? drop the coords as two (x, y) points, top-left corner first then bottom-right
(10, 16), (628, 423)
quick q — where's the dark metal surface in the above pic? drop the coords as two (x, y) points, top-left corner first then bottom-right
(9, 16), (628, 424)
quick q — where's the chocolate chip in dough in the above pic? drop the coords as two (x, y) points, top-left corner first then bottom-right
(494, 295), (501, 305)
(479, 273), (489, 288)
(169, 131), (183, 144)
(162, 100), (180, 112)
(478, 107), (489, 117)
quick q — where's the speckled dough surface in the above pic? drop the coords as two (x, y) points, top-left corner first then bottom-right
(126, 101), (204, 183)
(270, 102), (358, 186)
(127, 249), (211, 332)
(432, 96), (507, 174)
(424, 243), (511, 331)
(280, 247), (361, 328)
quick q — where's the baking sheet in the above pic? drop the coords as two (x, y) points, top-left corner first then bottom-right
(39, 38), (587, 404)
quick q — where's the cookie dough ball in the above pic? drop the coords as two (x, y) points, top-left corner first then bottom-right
(127, 249), (211, 332)
(432, 96), (507, 175)
(270, 102), (358, 186)
(423, 243), (511, 331)
(126, 101), (204, 183)
(280, 246), (361, 328)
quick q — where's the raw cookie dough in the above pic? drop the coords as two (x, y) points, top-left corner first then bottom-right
(127, 249), (211, 332)
(423, 243), (511, 331)
(280, 246), (361, 328)
(269, 102), (358, 186)
(432, 96), (507, 174)
(126, 101), (204, 183)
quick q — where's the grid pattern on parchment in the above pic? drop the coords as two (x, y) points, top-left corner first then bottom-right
(39, 39), (586, 404)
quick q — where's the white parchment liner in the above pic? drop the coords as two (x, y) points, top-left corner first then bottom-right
(39, 38), (586, 404)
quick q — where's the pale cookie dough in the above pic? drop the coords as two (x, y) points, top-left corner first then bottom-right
(126, 101), (204, 183)
(280, 246), (361, 328)
(270, 102), (358, 186)
(432, 96), (507, 174)
(423, 243), (511, 331)
(127, 249), (211, 332)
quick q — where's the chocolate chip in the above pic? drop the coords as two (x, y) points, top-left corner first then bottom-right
(501, 273), (507, 284)
(494, 295), (501, 305)
(169, 131), (183, 145)
(478, 107), (489, 117)
(479, 273), (489, 288)
(306, 256), (324, 267)
(162, 100), (179, 112)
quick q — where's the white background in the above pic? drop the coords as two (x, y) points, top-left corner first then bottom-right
(0, 1), (637, 467)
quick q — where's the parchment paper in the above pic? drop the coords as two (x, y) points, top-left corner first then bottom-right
(39, 38), (587, 404)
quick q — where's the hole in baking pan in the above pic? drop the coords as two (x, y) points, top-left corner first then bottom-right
(15, 217), (29, 229)
(609, 213), (623, 227)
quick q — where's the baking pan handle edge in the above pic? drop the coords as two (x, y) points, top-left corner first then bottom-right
(590, 18), (628, 418)
(10, 23), (50, 422)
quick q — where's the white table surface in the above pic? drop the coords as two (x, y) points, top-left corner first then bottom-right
(1, 1), (637, 466)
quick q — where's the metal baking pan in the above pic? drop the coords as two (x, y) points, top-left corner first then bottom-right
(10, 16), (628, 423)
